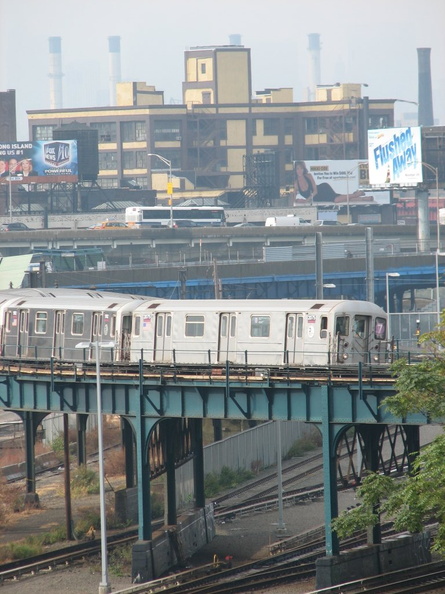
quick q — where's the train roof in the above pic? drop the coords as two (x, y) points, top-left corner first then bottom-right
(132, 298), (386, 314)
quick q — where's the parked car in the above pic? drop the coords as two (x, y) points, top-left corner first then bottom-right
(0, 222), (33, 231)
(89, 221), (128, 230)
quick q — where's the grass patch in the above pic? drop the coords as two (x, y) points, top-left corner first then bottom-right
(109, 543), (132, 577)
(284, 432), (322, 460)
(205, 466), (254, 498)
(71, 465), (100, 496)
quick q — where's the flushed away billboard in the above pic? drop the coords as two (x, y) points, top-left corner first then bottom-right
(368, 126), (422, 187)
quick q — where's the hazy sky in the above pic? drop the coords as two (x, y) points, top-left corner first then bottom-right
(1, 0), (444, 139)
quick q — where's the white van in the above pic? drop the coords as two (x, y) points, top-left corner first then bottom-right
(265, 215), (310, 227)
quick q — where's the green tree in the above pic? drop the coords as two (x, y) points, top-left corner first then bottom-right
(333, 326), (445, 554)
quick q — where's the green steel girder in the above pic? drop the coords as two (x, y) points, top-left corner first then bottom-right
(0, 369), (433, 555)
(0, 372), (430, 425)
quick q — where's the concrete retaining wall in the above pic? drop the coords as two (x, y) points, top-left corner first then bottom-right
(316, 531), (431, 589)
(131, 504), (215, 583)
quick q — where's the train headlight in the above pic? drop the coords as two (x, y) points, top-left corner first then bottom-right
(373, 354), (380, 362)
(342, 353), (349, 360)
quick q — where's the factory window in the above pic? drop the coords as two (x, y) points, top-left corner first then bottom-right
(136, 151), (146, 168)
(200, 63), (206, 74)
(35, 312), (47, 334)
(185, 315), (205, 337)
(250, 316), (270, 338)
(91, 122), (117, 143)
(121, 121), (147, 142)
(284, 118), (293, 135)
(72, 313), (84, 335)
(99, 178), (118, 188)
(123, 152), (136, 169)
(263, 118), (280, 136)
(153, 120), (182, 141)
(33, 125), (55, 141)
(284, 149), (293, 164)
(202, 92), (211, 104)
(369, 115), (389, 129)
(99, 152), (117, 170)
(305, 118), (318, 134)
(150, 149), (181, 170)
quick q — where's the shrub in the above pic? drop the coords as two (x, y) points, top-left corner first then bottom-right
(109, 543), (132, 577)
(205, 466), (254, 498)
(284, 432), (321, 460)
(71, 465), (99, 496)
(104, 448), (125, 477)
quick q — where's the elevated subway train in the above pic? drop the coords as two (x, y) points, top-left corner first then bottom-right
(0, 289), (389, 367)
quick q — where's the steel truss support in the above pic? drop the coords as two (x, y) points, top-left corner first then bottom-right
(18, 410), (47, 501)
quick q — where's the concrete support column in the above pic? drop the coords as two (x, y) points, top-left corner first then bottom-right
(416, 189), (430, 253)
(320, 385), (339, 556)
(122, 417), (135, 488)
(165, 419), (177, 526)
(192, 418), (205, 508)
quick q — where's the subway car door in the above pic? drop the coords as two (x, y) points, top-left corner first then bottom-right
(284, 314), (304, 364)
(53, 311), (65, 359)
(120, 315), (132, 361)
(353, 315), (371, 363)
(17, 310), (29, 357)
(89, 312), (103, 361)
(217, 313), (237, 363)
(154, 313), (172, 362)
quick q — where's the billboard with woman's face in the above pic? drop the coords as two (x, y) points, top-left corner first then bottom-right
(0, 140), (78, 183)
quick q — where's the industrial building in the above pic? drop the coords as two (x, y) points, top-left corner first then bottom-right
(26, 44), (395, 203)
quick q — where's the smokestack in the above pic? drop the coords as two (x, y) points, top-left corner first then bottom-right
(307, 33), (321, 102)
(108, 36), (122, 106)
(48, 37), (63, 109)
(229, 33), (242, 46)
(417, 48), (434, 126)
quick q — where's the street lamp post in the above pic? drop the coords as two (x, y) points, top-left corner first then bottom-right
(435, 251), (445, 326)
(75, 340), (115, 594)
(7, 175), (21, 222)
(147, 153), (173, 228)
(385, 272), (400, 339)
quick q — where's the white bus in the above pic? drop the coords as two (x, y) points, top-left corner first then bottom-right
(125, 206), (226, 228)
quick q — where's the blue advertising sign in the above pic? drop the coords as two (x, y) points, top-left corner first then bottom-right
(0, 140), (78, 182)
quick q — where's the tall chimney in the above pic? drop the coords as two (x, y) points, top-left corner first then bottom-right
(48, 37), (63, 109)
(108, 36), (122, 106)
(307, 33), (321, 102)
(417, 48), (434, 126)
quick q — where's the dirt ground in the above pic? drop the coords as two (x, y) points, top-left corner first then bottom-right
(0, 466), (359, 594)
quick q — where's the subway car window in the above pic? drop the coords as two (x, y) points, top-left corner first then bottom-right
(287, 316), (294, 338)
(320, 316), (328, 338)
(297, 316), (303, 338)
(375, 317), (386, 340)
(251, 316), (270, 337)
(72, 313), (84, 335)
(134, 316), (141, 337)
(185, 315), (205, 337)
(230, 316), (236, 337)
(157, 316), (163, 337)
(35, 312), (47, 334)
(335, 316), (349, 336)
(166, 315), (172, 337)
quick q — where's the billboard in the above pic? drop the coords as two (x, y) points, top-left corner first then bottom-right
(368, 126), (422, 187)
(294, 159), (390, 205)
(0, 141), (78, 183)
